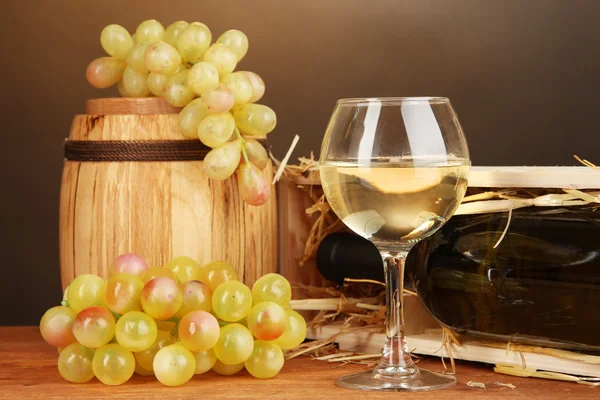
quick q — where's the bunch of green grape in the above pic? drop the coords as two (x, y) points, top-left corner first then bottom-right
(86, 20), (276, 206)
(40, 253), (306, 386)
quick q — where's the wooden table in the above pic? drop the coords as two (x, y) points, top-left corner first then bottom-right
(0, 327), (596, 399)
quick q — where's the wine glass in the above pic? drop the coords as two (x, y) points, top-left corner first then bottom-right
(319, 97), (470, 391)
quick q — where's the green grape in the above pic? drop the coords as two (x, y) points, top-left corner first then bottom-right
(122, 67), (150, 97)
(57, 347), (64, 354)
(247, 302), (287, 341)
(153, 343), (196, 386)
(163, 70), (195, 107)
(178, 310), (220, 351)
(198, 261), (240, 291)
(216, 30), (249, 61)
(100, 24), (133, 60)
(203, 44), (237, 75)
(40, 306), (77, 348)
(148, 64), (188, 97)
(234, 104), (277, 135)
(126, 42), (151, 73)
(115, 311), (158, 352)
(105, 274), (143, 314)
(237, 162), (271, 206)
(188, 61), (219, 95)
(272, 310), (307, 350)
(86, 57), (126, 89)
(92, 343), (135, 385)
(67, 274), (107, 313)
(57, 343), (95, 383)
(175, 280), (212, 318)
(197, 112), (235, 148)
(72, 306), (116, 348)
(163, 21), (189, 47)
(221, 72), (253, 105)
(144, 41), (182, 74)
(252, 273), (292, 307)
(244, 340), (284, 379)
(212, 359), (244, 375)
(214, 323), (254, 365)
(212, 281), (252, 322)
(203, 142), (241, 181)
(141, 277), (182, 320)
(244, 139), (269, 171)
(135, 19), (164, 43)
(201, 84), (234, 113)
(110, 253), (148, 277)
(141, 266), (176, 284)
(134, 330), (175, 371)
(193, 348), (217, 374)
(178, 98), (209, 138)
(238, 71), (265, 103)
(166, 256), (202, 284)
(135, 361), (154, 376)
(177, 22), (212, 63)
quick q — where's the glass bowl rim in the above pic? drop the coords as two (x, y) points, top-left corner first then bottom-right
(336, 96), (450, 105)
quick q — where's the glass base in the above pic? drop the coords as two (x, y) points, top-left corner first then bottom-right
(337, 368), (456, 391)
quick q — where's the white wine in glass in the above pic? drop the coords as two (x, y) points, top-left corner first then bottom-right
(319, 97), (470, 391)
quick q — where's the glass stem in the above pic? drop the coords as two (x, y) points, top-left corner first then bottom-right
(374, 249), (418, 380)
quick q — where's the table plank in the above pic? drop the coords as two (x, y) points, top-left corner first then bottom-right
(0, 327), (596, 399)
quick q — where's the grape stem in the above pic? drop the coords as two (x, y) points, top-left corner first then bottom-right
(168, 316), (180, 336)
(61, 300), (69, 308)
(235, 126), (250, 165)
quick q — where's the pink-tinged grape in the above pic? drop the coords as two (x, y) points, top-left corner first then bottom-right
(244, 139), (269, 171)
(212, 360), (244, 375)
(203, 44), (237, 75)
(216, 30), (249, 61)
(100, 24), (133, 60)
(122, 67), (150, 97)
(234, 104), (277, 135)
(57, 343), (95, 383)
(244, 340), (284, 379)
(40, 306), (77, 348)
(153, 343), (196, 386)
(135, 19), (164, 43)
(212, 281), (252, 322)
(105, 274), (143, 314)
(177, 22), (212, 63)
(117, 79), (130, 97)
(163, 70), (195, 107)
(92, 343), (135, 385)
(237, 162), (271, 206)
(201, 84), (235, 113)
(135, 361), (154, 376)
(110, 253), (148, 278)
(199, 261), (240, 293)
(86, 57), (126, 88)
(272, 310), (307, 350)
(175, 280), (212, 318)
(141, 266), (176, 284)
(247, 302), (287, 341)
(144, 41), (182, 74)
(179, 98), (209, 138)
(141, 277), (182, 320)
(193, 348), (217, 374)
(163, 21), (189, 47)
(126, 42), (151, 73)
(203, 142), (242, 181)
(214, 323), (254, 365)
(67, 274), (107, 313)
(197, 113), (235, 148)
(252, 273), (292, 307)
(166, 256), (202, 284)
(72, 306), (116, 348)
(238, 71), (265, 103)
(115, 311), (158, 352)
(134, 330), (175, 371)
(178, 310), (220, 351)
(221, 72), (253, 105)
(188, 61), (219, 95)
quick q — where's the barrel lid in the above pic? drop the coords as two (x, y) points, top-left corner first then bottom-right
(469, 166), (600, 189)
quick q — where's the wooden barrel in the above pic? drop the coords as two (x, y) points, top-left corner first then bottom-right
(59, 98), (278, 290)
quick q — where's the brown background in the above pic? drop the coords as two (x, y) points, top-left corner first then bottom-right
(2, 0), (599, 325)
